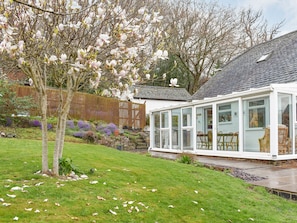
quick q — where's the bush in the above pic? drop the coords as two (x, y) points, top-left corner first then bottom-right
(66, 120), (76, 129)
(178, 154), (194, 164)
(77, 120), (91, 131)
(83, 131), (98, 144)
(30, 120), (42, 127)
(96, 122), (118, 136)
(59, 157), (81, 176)
(0, 80), (36, 126)
(73, 131), (85, 138)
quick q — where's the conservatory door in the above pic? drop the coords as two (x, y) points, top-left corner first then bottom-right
(243, 98), (269, 152)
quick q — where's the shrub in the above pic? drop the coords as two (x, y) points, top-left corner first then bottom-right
(0, 80), (36, 126)
(59, 157), (81, 176)
(30, 119), (42, 128)
(178, 154), (194, 164)
(66, 120), (75, 129)
(83, 131), (98, 143)
(73, 131), (85, 138)
(47, 123), (53, 130)
(77, 120), (91, 131)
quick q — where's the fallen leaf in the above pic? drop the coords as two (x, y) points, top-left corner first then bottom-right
(92, 213), (98, 216)
(13, 216), (18, 221)
(10, 186), (23, 191)
(109, 209), (117, 215)
(3, 203), (11, 207)
(151, 189), (157, 192)
(35, 182), (44, 186)
(7, 194), (16, 198)
(97, 196), (106, 201)
(71, 217), (79, 220)
(201, 208), (205, 211)
(248, 218), (254, 221)
(34, 209), (40, 213)
(43, 199), (48, 202)
(168, 205), (174, 208)
(192, 201), (198, 204)
(89, 181), (98, 184)
(25, 208), (33, 211)
(194, 190), (198, 194)
(55, 203), (61, 206)
(0, 198), (4, 202)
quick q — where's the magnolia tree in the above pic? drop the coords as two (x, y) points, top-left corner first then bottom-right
(0, 0), (167, 175)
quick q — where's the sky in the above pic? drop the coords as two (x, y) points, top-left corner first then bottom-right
(210, 0), (297, 36)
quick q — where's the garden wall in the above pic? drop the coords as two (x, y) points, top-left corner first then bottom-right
(14, 85), (146, 129)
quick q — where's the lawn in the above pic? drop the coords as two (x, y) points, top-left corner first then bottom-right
(1, 137), (297, 222)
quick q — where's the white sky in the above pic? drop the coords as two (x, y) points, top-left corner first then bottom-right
(207, 0), (297, 36)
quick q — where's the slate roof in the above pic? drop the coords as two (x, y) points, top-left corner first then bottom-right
(192, 30), (297, 100)
(132, 85), (191, 101)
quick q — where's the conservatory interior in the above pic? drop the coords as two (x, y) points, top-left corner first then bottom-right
(149, 83), (297, 160)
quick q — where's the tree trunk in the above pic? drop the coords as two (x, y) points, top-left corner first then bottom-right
(52, 89), (75, 176)
(40, 94), (49, 173)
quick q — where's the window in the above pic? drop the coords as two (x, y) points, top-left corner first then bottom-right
(218, 104), (231, 122)
(248, 99), (265, 128)
(256, 52), (272, 63)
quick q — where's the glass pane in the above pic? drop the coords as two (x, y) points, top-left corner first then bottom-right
(278, 94), (292, 155)
(161, 130), (170, 149)
(219, 111), (232, 122)
(249, 108), (265, 128)
(153, 113), (160, 148)
(161, 112), (168, 128)
(172, 109), (181, 150)
(219, 104), (231, 110)
(249, 100), (264, 107)
(183, 129), (193, 150)
(182, 108), (192, 127)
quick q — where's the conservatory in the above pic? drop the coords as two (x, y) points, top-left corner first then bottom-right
(149, 83), (297, 160)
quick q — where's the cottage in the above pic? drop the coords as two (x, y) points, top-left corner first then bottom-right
(131, 85), (191, 114)
(149, 30), (297, 161)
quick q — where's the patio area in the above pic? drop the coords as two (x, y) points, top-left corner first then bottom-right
(150, 151), (297, 200)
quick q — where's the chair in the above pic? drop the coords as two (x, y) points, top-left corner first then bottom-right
(225, 132), (239, 151)
(197, 131), (208, 149)
(278, 125), (290, 154)
(259, 128), (270, 153)
(258, 125), (291, 154)
(217, 132), (224, 150)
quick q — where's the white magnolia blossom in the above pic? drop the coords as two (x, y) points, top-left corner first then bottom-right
(18, 57), (25, 66)
(106, 60), (117, 67)
(120, 33), (127, 42)
(60, 54), (67, 63)
(146, 74), (150, 80)
(127, 47), (138, 58)
(169, 78), (179, 87)
(58, 24), (64, 31)
(49, 55), (58, 62)
(138, 7), (146, 15)
(35, 30), (43, 39)
(89, 60), (101, 69)
(153, 50), (168, 60)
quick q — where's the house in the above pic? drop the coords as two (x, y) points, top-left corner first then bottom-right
(131, 85), (191, 115)
(149, 30), (297, 161)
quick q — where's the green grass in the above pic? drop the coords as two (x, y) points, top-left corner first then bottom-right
(1, 138), (297, 222)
